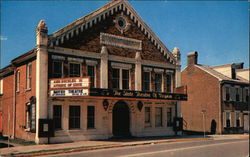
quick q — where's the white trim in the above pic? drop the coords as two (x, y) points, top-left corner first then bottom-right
(52, 55), (65, 60)
(143, 67), (152, 72)
(154, 68), (164, 73)
(0, 79), (3, 94)
(68, 57), (84, 63)
(111, 62), (132, 69)
(86, 60), (98, 66)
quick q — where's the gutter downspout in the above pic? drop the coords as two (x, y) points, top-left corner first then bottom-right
(218, 81), (222, 134)
(12, 65), (16, 139)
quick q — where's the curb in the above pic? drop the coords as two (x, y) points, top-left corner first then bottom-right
(6, 138), (213, 157)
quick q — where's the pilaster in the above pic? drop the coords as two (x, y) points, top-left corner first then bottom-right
(135, 51), (142, 91)
(35, 20), (48, 144)
(100, 46), (108, 88)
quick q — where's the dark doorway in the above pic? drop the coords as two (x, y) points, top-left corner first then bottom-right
(113, 101), (130, 137)
(210, 119), (217, 134)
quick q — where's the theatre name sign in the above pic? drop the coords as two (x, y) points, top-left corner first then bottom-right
(49, 77), (90, 97)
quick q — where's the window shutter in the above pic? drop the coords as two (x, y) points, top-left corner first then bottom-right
(223, 112), (226, 128)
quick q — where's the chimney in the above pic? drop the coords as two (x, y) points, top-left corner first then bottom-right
(187, 51), (198, 66)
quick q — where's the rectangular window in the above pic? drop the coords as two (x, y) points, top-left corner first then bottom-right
(145, 107), (150, 124)
(87, 106), (95, 129)
(235, 112), (240, 127)
(0, 79), (3, 95)
(112, 68), (120, 89)
(122, 69), (129, 90)
(26, 64), (32, 89)
(69, 106), (80, 129)
(26, 102), (36, 132)
(16, 71), (20, 92)
(166, 74), (172, 93)
(155, 73), (162, 92)
(53, 61), (63, 78)
(155, 107), (162, 127)
(69, 63), (80, 77)
(246, 89), (249, 102)
(167, 107), (173, 126)
(225, 87), (230, 101)
(236, 88), (240, 102)
(87, 66), (95, 88)
(226, 112), (230, 128)
(53, 105), (62, 130)
(142, 72), (150, 91)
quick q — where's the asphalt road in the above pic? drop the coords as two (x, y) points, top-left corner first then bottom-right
(45, 139), (249, 157)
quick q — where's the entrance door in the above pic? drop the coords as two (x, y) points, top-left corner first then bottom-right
(112, 101), (130, 137)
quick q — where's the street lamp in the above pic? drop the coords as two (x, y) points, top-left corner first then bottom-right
(201, 109), (206, 138)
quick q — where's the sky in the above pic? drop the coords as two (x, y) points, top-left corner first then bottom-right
(1, 0), (249, 70)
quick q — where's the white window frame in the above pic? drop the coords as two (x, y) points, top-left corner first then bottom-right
(52, 60), (64, 78)
(16, 70), (20, 92)
(235, 111), (241, 127)
(120, 68), (130, 90)
(142, 71), (151, 92)
(0, 79), (3, 95)
(69, 62), (82, 77)
(87, 65), (96, 88)
(26, 63), (32, 90)
(144, 106), (151, 127)
(154, 72), (163, 92)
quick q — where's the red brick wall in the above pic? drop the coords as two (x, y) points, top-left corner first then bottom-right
(1, 74), (14, 137)
(1, 60), (36, 141)
(181, 65), (221, 133)
(0, 112), (2, 133)
(14, 60), (36, 141)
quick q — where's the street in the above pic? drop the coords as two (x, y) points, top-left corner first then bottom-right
(45, 139), (249, 157)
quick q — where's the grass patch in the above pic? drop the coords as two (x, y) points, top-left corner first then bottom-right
(0, 136), (35, 146)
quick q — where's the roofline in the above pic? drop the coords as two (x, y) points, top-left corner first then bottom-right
(48, 0), (176, 64)
(11, 48), (36, 65)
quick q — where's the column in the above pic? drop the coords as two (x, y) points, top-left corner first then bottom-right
(35, 20), (48, 144)
(135, 51), (142, 91)
(100, 46), (108, 88)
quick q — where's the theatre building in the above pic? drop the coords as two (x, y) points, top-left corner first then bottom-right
(181, 52), (249, 134)
(0, 0), (187, 144)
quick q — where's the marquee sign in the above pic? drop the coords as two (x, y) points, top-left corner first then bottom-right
(50, 89), (89, 97)
(50, 77), (90, 89)
(49, 77), (90, 97)
(90, 88), (187, 101)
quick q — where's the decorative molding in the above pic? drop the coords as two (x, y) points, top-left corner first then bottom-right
(154, 68), (164, 73)
(68, 57), (84, 63)
(100, 33), (142, 51)
(48, 0), (176, 64)
(86, 59), (98, 66)
(143, 67), (152, 72)
(111, 62), (132, 69)
(51, 55), (65, 60)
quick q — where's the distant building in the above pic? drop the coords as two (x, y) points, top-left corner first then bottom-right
(181, 52), (249, 134)
(0, 0), (187, 144)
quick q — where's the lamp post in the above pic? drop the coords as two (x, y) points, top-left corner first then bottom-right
(201, 109), (206, 138)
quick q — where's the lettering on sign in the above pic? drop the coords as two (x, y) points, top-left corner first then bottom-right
(100, 33), (142, 51)
(50, 78), (89, 89)
(89, 88), (188, 101)
(50, 89), (89, 97)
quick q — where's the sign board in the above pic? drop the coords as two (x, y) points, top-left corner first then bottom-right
(90, 88), (188, 101)
(50, 77), (90, 97)
(50, 89), (89, 97)
(50, 78), (89, 89)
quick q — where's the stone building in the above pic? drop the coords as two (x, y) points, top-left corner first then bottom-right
(0, 0), (187, 144)
(181, 52), (249, 134)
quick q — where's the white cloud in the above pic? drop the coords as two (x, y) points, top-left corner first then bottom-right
(0, 36), (7, 40)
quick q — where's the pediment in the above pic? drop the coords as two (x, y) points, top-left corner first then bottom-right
(48, 0), (176, 64)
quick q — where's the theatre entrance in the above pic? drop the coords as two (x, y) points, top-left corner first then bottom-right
(112, 101), (130, 137)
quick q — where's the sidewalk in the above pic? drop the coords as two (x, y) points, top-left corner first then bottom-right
(0, 134), (248, 157)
